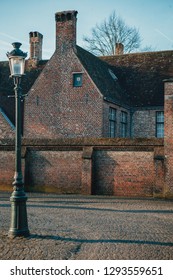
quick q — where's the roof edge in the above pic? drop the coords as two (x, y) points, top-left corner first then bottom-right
(100, 49), (173, 59)
(0, 107), (15, 130)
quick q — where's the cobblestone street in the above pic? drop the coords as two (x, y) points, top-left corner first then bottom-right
(0, 192), (173, 260)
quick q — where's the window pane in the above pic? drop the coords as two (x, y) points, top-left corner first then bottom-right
(73, 73), (83, 87)
(156, 111), (164, 138)
(121, 111), (127, 137)
(121, 111), (127, 123)
(156, 111), (164, 123)
(109, 108), (116, 121)
(156, 123), (164, 138)
(109, 108), (116, 137)
(109, 120), (116, 138)
(121, 123), (127, 137)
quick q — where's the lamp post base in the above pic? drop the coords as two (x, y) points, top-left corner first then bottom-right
(8, 190), (30, 238)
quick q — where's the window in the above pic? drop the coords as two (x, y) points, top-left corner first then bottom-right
(109, 107), (116, 138)
(120, 111), (128, 137)
(108, 68), (118, 81)
(73, 73), (83, 87)
(156, 111), (164, 138)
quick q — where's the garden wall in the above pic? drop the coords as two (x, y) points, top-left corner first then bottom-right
(0, 138), (165, 198)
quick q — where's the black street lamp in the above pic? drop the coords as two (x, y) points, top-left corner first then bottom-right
(7, 42), (29, 237)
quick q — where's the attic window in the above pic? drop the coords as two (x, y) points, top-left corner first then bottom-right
(108, 69), (118, 81)
(73, 73), (83, 87)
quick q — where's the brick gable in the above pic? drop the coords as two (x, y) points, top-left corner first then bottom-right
(24, 49), (104, 138)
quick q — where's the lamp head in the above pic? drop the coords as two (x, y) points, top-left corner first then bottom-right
(7, 42), (27, 77)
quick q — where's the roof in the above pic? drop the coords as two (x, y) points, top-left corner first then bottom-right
(0, 59), (47, 125)
(76, 46), (129, 107)
(1, 48), (173, 127)
(0, 61), (14, 124)
(100, 50), (173, 107)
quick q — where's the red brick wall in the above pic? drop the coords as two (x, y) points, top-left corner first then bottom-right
(25, 149), (83, 193)
(92, 150), (155, 197)
(0, 150), (14, 190)
(164, 80), (173, 198)
(0, 138), (164, 197)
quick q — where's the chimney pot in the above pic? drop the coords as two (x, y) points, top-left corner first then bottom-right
(115, 42), (124, 55)
(55, 10), (78, 22)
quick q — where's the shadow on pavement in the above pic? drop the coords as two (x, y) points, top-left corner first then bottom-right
(28, 234), (173, 247)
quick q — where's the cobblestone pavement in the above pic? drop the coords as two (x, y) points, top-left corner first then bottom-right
(0, 192), (173, 260)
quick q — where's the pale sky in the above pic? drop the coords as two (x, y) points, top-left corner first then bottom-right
(0, 0), (173, 61)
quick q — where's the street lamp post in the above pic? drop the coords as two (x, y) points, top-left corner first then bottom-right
(7, 42), (29, 237)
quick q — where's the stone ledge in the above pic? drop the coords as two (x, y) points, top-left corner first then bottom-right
(0, 137), (164, 147)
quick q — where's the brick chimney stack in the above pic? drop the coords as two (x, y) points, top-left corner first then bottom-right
(115, 42), (124, 55)
(55, 10), (78, 52)
(29, 31), (43, 60)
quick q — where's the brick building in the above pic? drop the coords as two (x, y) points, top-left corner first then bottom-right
(0, 10), (173, 198)
(1, 10), (172, 139)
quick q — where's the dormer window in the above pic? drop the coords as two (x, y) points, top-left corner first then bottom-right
(73, 73), (83, 87)
(108, 68), (118, 81)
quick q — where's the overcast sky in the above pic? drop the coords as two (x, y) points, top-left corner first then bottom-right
(0, 0), (173, 61)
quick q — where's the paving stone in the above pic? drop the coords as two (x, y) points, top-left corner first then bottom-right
(0, 192), (173, 260)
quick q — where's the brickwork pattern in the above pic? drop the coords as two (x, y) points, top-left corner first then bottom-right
(55, 11), (77, 51)
(0, 138), (165, 198)
(24, 10), (103, 139)
(29, 31), (43, 60)
(24, 50), (103, 138)
(25, 150), (83, 194)
(93, 150), (155, 196)
(164, 80), (173, 198)
(0, 151), (14, 190)
(132, 109), (159, 138)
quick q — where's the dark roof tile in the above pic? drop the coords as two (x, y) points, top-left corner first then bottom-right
(101, 51), (173, 107)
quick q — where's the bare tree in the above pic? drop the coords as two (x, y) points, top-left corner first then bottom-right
(83, 11), (142, 55)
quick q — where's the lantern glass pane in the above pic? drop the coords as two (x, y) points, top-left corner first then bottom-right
(9, 56), (25, 76)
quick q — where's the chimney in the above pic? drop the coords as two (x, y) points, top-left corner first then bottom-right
(55, 10), (78, 52)
(29, 31), (43, 60)
(115, 42), (124, 55)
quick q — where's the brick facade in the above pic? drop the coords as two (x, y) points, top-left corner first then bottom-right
(24, 11), (104, 138)
(132, 108), (163, 138)
(24, 50), (104, 138)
